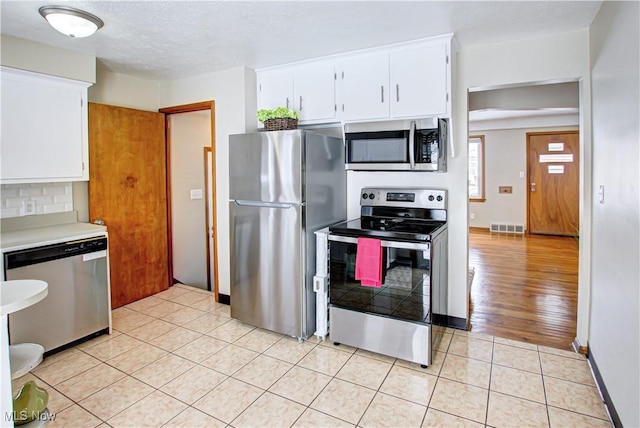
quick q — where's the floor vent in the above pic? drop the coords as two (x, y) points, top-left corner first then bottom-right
(490, 223), (525, 234)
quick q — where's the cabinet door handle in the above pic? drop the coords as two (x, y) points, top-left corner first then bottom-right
(396, 84), (400, 102)
(299, 96), (303, 111)
(381, 86), (384, 103)
(286, 97), (290, 109)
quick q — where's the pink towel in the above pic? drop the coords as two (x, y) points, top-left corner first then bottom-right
(355, 237), (382, 288)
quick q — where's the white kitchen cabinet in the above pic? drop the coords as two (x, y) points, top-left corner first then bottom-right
(257, 61), (336, 124)
(292, 62), (336, 123)
(256, 34), (452, 125)
(339, 53), (390, 121)
(339, 41), (450, 121)
(1, 67), (90, 184)
(390, 44), (448, 118)
(257, 71), (294, 111)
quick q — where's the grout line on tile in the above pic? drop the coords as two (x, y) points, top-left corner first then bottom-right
(21, 284), (614, 428)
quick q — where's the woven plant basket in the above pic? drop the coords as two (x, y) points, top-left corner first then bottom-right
(263, 118), (298, 131)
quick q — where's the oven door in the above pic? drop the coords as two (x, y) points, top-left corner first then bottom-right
(328, 234), (432, 324)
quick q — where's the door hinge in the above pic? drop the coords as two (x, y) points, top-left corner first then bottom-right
(446, 55), (449, 65)
(342, 104), (345, 112)
(82, 161), (85, 171)
(446, 93), (449, 102)
(341, 71), (344, 79)
(259, 84), (262, 91)
(334, 72), (337, 80)
(81, 98), (84, 107)
(334, 104), (337, 112)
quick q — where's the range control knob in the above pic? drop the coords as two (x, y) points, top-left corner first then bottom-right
(368, 193), (375, 200)
(436, 195), (443, 202)
(428, 195), (435, 201)
(362, 193), (368, 199)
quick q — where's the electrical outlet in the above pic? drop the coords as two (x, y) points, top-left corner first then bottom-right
(470, 213), (475, 220)
(22, 200), (36, 216)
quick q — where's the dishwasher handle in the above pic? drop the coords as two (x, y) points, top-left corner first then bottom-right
(5, 237), (108, 270)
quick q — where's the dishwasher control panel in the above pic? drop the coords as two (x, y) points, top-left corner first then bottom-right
(5, 237), (108, 269)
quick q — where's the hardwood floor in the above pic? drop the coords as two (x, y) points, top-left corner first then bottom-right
(468, 228), (579, 350)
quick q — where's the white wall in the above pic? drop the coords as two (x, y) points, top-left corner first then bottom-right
(159, 67), (255, 296)
(588, 2), (640, 426)
(0, 35), (95, 83)
(456, 30), (592, 329)
(469, 125), (579, 229)
(169, 111), (211, 289)
(89, 69), (160, 111)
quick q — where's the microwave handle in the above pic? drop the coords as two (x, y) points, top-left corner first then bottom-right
(409, 120), (416, 169)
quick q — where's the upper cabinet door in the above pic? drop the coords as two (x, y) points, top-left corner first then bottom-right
(1, 68), (90, 184)
(390, 44), (448, 118)
(293, 62), (336, 123)
(340, 53), (389, 121)
(257, 71), (294, 111)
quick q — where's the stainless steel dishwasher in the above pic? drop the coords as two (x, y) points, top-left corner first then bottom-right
(5, 236), (110, 354)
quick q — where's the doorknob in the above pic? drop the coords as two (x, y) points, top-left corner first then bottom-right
(93, 218), (105, 225)
(530, 182), (536, 192)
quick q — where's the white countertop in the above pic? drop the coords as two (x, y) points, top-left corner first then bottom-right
(0, 221), (107, 253)
(0, 279), (48, 316)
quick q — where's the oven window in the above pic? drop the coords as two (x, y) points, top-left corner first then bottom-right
(349, 138), (408, 163)
(329, 241), (431, 324)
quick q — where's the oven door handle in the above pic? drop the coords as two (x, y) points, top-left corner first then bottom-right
(328, 234), (430, 251)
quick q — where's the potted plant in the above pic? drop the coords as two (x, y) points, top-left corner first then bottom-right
(256, 107), (299, 131)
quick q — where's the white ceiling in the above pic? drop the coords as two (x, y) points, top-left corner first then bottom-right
(1, 1), (602, 81)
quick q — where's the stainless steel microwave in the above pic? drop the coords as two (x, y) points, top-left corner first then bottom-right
(344, 119), (448, 172)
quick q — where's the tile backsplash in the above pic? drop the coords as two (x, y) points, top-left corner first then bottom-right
(0, 182), (73, 219)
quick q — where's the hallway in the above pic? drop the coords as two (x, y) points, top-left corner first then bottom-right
(468, 229), (579, 350)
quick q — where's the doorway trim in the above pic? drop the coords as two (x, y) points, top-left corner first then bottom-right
(466, 77), (591, 351)
(159, 101), (219, 302)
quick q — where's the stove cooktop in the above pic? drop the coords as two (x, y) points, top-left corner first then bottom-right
(329, 217), (447, 242)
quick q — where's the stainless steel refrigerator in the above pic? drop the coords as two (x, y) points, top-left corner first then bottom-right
(229, 129), (346, 340)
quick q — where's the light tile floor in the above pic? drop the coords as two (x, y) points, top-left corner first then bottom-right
(12, 284), (613, 427)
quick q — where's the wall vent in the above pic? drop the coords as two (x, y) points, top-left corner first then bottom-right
(490, 223), (525, 234)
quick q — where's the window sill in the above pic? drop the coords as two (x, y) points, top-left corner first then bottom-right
(470, 198), (486, 203)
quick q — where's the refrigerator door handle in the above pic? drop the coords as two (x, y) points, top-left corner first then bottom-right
(234, 200), (300, 209)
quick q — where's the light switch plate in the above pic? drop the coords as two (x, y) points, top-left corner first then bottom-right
(190, 189), (203, 200)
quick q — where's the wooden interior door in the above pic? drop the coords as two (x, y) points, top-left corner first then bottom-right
(527, 131), (580, 236)
(89, 103), (169, 308)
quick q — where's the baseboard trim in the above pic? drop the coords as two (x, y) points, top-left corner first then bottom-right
(218, 293), (230, 305)
(572, 337), (589, 355)
(468, 226), (490, 232)
(588, 349), (621, 427)
(433, 315), (467, 330)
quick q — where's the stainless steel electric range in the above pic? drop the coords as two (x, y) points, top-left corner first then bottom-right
(327, 187), (448, 366)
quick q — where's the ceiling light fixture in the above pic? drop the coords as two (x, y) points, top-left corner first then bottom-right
(38, 5), (104, 38)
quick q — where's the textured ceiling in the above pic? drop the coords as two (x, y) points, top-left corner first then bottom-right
(1, 1), (602, 80)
